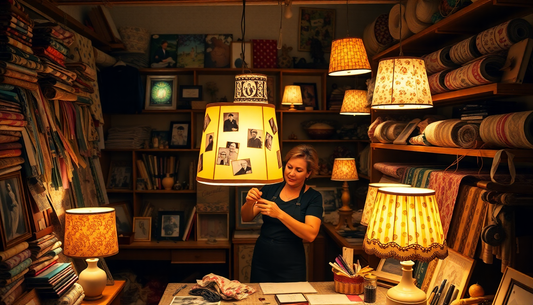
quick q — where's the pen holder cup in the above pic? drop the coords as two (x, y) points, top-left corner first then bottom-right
(332, 268), (364, 294)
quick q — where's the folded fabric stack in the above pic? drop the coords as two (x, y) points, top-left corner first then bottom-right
(25, 262), (78, 299)
(105, 126), (152, 149)
(32, 21), (74, 68)
(0, 242), (31, 305)
(26, 234), (63, 277)
(43, 283), (85, 305)
(0, 89), (24, 176)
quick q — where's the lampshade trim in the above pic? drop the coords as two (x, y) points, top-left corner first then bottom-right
(65, 207), (115, 215)
(197, 177), (284, 185)
(363, 236), (448, 262)
(206, 102), (276, 108)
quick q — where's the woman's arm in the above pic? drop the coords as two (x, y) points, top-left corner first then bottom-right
(241, 187), (262, 222)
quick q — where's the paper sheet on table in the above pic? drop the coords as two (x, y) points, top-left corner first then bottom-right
(260, 282), (317, 294)
(306, 294), (361, 305)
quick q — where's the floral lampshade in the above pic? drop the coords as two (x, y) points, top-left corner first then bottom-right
(329, 38), (371, 76)
(360, 183), (411, 226)
(234, 74), (268, 103)
(340, 90), (370, 115)
(281, 85), (303, 106)
(363, 187), (448, 262)
(331, 158), (358, 181)
(371, 57), (433, 109)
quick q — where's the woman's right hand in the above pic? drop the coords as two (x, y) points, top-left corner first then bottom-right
(246, 188), (262, 205)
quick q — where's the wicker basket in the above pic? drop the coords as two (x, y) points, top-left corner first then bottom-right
(332, 268), (364, 294)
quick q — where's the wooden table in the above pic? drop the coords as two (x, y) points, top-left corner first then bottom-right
(158, 282), (388, 305)
(81, 281), (126, 305)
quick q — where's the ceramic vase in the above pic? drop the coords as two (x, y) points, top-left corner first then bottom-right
(162, 174), (174, 190)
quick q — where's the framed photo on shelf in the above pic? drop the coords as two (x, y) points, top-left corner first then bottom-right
(374, 258), (404, 285)
(294, 83), (318, 110)
(426, 249), (475, 301)
(231, 42), (253, 69)
(145, 75), (178, 110)
(179, 85), (203, 101)
(106, 202), (133, 235)
(169, 121), (191, 148)
(157, 211), (185, 241)
(205, 34), (233, 68)
(107, 161), (132, 190)
(314, 187), (339, 212)
(133, 217), (152, 241)
(149, 34), (178, 68)
(393, 118), (421, 145)
(493, 267), (533, 305)
(298, 7), (335, 52)
(0, 171), (31, 250)
(235, 186), (263, 230)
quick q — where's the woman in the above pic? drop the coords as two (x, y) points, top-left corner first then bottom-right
(241, 145), (323, 282)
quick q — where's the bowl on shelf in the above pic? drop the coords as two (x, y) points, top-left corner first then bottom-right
(305, 122), (336, 140)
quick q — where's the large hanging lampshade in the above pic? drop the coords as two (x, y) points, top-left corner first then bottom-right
(329, 38), (371, 76)
(197, 73), (283, 186)
(340, 89), (370, 115)
(371, 57), (433, 109)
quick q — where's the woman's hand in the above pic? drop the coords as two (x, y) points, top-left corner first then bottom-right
(256, 199), (282, 219)
(246, 188), (262, 205)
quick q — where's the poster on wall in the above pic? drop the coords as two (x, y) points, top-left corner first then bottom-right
(298, 7), (335, 52)
(149, 34), (178, 68)
(204, 34), (233, 68)
(177, 34), (205, 68)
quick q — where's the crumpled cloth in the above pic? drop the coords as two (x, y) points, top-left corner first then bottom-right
(191, 273), (256, 301)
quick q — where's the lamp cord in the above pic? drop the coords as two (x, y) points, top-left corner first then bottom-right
(399, 0), (403, 56)
(346, 0), (349, 37)
(241, 0), (246, 73)
(278, 0), (283, 49)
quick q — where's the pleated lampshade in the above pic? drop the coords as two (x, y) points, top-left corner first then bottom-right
(329, 38), (372, 76)
(340, 90), (370, 115)
(360, 183), (411, 226)
(363, 187), (448, 262)
(372, 57), (433, 109)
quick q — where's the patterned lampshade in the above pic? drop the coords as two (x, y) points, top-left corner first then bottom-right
(64, 207), (119, 258)
(281, 85), (303, 106)
(363, 187), (448, 262)
(234, 74), (268, 103)
(372, 57), (433, 109)
(360, 183), (411, 226)
(331, 158), (358, 181)
(329, 38), (372, 76)
(340, 90), (370, 115)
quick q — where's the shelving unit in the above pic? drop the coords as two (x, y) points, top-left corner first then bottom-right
(371, 143), (532, 159)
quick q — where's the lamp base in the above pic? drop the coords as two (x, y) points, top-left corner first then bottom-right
(79, 258), (107, 300)
(288, 104), (297, 111)
(386, 261), (427, 305)
(335, 209), (355, 230)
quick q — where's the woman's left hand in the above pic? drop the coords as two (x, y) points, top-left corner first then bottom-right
(256, 199), (282, 219)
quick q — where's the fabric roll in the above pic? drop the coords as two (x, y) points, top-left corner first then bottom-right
(477, 18), (533, 55)
(0, 268), (26, 286)
(0, 258), (30, 279)
(406, 0), (432, 34)
(363, 20), (379, 57)
(424, 119), (467, 148)
(0, 278), (24, 303)
(0, 75), (37, 90)
(444, 55), (505, 91)
(480, 202), (514, 272)
(385, 122), (407, 142)
(457, 124), (484, 149)
(374, 120), (404, 143)
(73, 294), (85, 305)
(428, 70), (450, 94)
(0, 61), (37, 77)
(0, 131), (20, 137)
(0, 157), (24, 170)
(42, 86), (77, 101)
(389, 4), (412, 40)
(482, 191), (513, 205)
(479, 110), (533, 149)
(423, 46), (457, 75)
(373, 162), (410, 179)
(59, 283), (84, 305)
(0, 249), (30, 271)
(408, 133), (431, 146)
(0, 67), (37, 82)
(0, 142), (21, 150)
(374, 14), (393, 47)
(450, 35), (481, 65)
(94, 47), (116, 67)
(416, 0), (440, 23)
(0, 135), (20, 144)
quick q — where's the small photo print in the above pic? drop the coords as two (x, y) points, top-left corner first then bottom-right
(177, 34), (205, 68)
(269, 117), (278, 134)
(205, 34), (233, 68)
(205, 133), (214, 152)
(223, 112), (239, 132)
(226, 142), (239, 161)
(171, 295), (219, 305)
(161, 215), (181, 237)
(203, 114), (211, 132)
(217, 148), (230, 166)
(265, 132), (273, 151)
(150, 34), (178, 68)
(198, 153), (203, 173)
(247, 129), (263, 148)
(233, 159), (252, 176)
(277, 150), (282, 168)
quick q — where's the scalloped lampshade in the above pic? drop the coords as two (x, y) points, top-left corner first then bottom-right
(329, 38), (371, 76)
(281, 85), (303, 111)
(360, 183), (411, 226)
(340, 90), (370, 115)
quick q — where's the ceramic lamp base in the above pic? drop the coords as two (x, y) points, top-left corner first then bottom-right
(79, 258), (107, 300)
(288, 104), (297, 111)
(386, 261), (427, 305)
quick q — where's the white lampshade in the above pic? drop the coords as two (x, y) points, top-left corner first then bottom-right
(281, 85), (303, 106)
(340, 90), (370, 115)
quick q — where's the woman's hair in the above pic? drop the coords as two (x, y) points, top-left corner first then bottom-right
(284, 145), (319, 179)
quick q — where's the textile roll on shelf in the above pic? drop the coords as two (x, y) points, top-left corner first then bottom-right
(409, 134), (430, 146)
(423, 46), (457, 75)
(424, 119), (466, 148)
(457, 124), (484, 149)
(374, 121), (407, 143)
(363, 14), (392, 57)
(428, 70), (450, 94)
(476, 18), (533, 55)
(93, 47), (116, 67)
(444, 55), (505, 91)
(479, 110), (533, 149)
(450, 35), (481, 65)
(406, 0), (438, 34)
(388, 3), (412, 41)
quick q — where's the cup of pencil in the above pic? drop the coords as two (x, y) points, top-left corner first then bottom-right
(332, 267), (364, 295)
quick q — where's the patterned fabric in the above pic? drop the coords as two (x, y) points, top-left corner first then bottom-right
(0, 67), (37, 82)
(0, 142), (21, 150)
(192, 273), (256, 301)
(0, 54), (43, 72)
(59, 283), (84, 305)
(33, 37), (69, 56)
(33, 46), (65, 66)
(0, 61), (37, 77)
(72, 294), (85, 305)
(0, 268), (26, 286)
(0, 282), (24, 305)
(118, 26), (150, 53)
(373, 162), (410, 179)
(0, 277), (22, 295)
(0, 249), (30, 271)
(28, 255), (58, 276)
(480, 111), (533, 149)
(252, 40), (277, 68)
(0, 36), (32, 54)
(0, 258), (31, 279)
(480, 203), (514, 272)
(402, 167), (434, 187)
(63, 210), (118, 257)
(0, 242), (27, 262)
(0, 75), (37, 90)
(42, 86), (77, 101)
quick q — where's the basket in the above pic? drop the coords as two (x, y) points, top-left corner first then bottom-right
(332, 268), (364, 294)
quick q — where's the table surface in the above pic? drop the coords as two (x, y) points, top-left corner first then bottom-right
(158, 282), (388, 305)
(81, 280), (126, 305)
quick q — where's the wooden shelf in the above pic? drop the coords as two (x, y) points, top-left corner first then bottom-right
(431, 83), (533, 106)
(277, 110), (341, 114)
(373, 0), (533, 61)
(282, 139), (368, 143)
(135, 190), (196, 194)
(55, 0), (398, 5)
(103, 148), (199, 152)
(139, 67), (327, 74)
(371, 143), (533, 159)
(119, 240), (230, 249)
(106, 189), (134, 193)
(141, 109), (198, 114)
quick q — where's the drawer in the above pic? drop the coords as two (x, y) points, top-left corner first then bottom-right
(171, 249), (226, 264)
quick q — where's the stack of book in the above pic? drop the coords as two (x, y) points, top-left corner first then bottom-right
(458, 102), (495, 123)
(25, 262), (78, 299)
(0, 242), (31, 304)
(27, 234), (63, 277)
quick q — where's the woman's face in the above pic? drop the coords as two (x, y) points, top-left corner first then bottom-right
(284, 157), (310, 188)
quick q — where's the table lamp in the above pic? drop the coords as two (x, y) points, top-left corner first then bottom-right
(331, 158), (358, 230)
(360, 183), (411, 226)
(363, 187), (448, 305)
(64, 207), (119, 300)
(281, 85), (303, 111)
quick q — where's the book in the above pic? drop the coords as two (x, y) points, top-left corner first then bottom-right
(305, 294), (357, 305)
(275, 293), (308, 305)
(25, 262), (70, 283)
(260, 282), (317, 295)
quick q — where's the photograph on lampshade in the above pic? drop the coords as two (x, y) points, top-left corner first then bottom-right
(247, 129), (263, 148)
(265, 132), (273, 151)
(277, 150), (282, 168)
(232, 159), (252, 176)
(226, 142), (239, 161)
(223, 112), (239, 132)
(205, 133), (214, 151)
(203, 114), (211, 132)
(198, 154), (203, 173)
(269, 117), (278, 134)
(217, 148), (230, 166)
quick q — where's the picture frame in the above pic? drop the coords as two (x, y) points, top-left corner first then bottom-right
(374, 258), (404, 285)
(298, 7), (336, 52)
(106, 202), (133, 235)
(179, 85), (203, 101)
(235, 186), (263, 230)
(426, 249), (475, 303)
(177, 34), (205, 68)
(315, 187), (339, 212)
(231, 42), (253, 69)
(157, 211), (185, 241)
(294, 83), (318, 110)
(494, 267), (533, 305)
(133, 217), (152, 241)
(0, 171), (31, 250)
(107, 161), (133, 190)
(145, 75), (178, 110)
(149, 34), (178, 68)
(393, 118), (421, 145)
(204, 34), (233, 68)
(169, 121), (191, 149)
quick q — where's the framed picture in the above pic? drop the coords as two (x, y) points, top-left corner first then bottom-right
(150, 130), (170, 149)
(145, 75), (178, 110)
(133, 217), (152, 242)
(494, 267), (533, 305)
(426, 249), (475, 303)
(298, 7), (335, 52)
(235, 186), (263, 230)
(169, 121), (191, 148)
(197, 213), (229, 241)
(393, 118), (421, 145)
(374, 258), (404, 285)
(177, 34), (205, 68)
(315, 187), (339, 212)
(179, 85), (203, 101)
(157, 211), (185, 240)
(205, 34), (233, 68)
(294, 83), (318, 110)
(106, 161), (132, 190)
(0, 171), (31, 250)
(149, 34), (178, 68)
(231, 42), (253, 69)
(106, 202), (133, 235)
